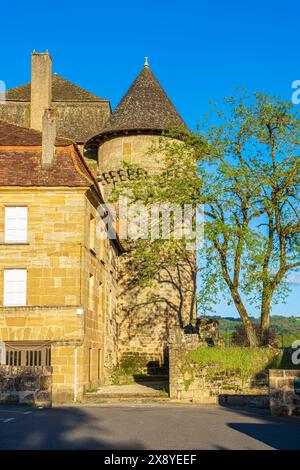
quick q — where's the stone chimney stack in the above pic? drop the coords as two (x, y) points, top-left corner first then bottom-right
(30, 51), (52, 131)
(42, 109), (56, 168)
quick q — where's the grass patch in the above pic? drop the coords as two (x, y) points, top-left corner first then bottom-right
(85, 387), (98, 393)
(187, 346), (283, 382)
(111, 369), (135, 385)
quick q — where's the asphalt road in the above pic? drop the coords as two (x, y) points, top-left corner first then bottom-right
(0, 404), (299, 450)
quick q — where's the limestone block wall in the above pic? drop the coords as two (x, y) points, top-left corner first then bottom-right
(0, 307), (85, 403)
(82, 192), (119, 383)
(98, 135), (166, 181)
(169, 330), (270, 406)
(0, 306), (84, 342)
(0, 188), (86, 307)
(0, 366), (52, 406)
(0, 186), (119, 400)
(269, 370), (300, 416)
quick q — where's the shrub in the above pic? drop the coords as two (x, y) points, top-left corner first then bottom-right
(232, 323), (277, 347)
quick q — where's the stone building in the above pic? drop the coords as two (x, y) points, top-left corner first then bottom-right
(0, 51), (195, 400)
(0, 117), (121, 403)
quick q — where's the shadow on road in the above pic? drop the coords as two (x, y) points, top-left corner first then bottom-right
(224, 407), (300, 450)
(0, 406), (145, 450)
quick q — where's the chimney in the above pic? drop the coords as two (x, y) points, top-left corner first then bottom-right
(30, 51), (52, 131)
(42, 109), (56, 168)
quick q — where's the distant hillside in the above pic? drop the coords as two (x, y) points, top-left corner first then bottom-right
(208, 315), (300, 347)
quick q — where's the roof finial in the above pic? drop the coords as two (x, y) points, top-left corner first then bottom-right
(144, 56), (149, 67)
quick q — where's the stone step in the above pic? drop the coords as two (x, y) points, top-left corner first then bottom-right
(84, 393), (170, 404)
(87, 392), (163, 399)
(84, 381), (169, 404)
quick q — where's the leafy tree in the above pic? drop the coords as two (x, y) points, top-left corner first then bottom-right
(201, 92), (300, 345)
(113, 92), (300, 346)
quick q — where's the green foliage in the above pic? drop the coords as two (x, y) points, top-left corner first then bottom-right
(119, 353), (149, 374)
(111, 370), (135, 386)
(187, 346), (283, 382)
(111, 91), (300, 346)
(280, 334), (300, 348)
(215, 315), (300, 347)
(85, 387), (98, 393)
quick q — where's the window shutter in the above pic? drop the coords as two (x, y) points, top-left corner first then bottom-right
(4, 269), (27, 306)
(5, 207), (28, 243)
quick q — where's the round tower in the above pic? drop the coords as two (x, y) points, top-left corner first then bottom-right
(86, 58), (188, 196)
(85, 59), (194, 372)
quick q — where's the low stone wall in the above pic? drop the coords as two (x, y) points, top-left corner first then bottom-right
(0, 366), (52, 406)
(269, 370), (300, 416)
(169, 329), (275, 406)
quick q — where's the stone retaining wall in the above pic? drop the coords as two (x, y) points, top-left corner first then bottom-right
(0, 366), (52, 406)
(269, 370), (300, 416)
(169, 329), (271, 406)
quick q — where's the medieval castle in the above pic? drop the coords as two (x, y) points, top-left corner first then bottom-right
(0, 51), (195, 403)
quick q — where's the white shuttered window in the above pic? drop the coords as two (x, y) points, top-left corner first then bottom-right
(4, 269), (27, 306)
(5, 206), (28, 243)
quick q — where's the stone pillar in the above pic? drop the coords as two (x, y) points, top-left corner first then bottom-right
(269, 369), (300, 416)
(31, 51), (52, 131)
(42, 109), (56, 168)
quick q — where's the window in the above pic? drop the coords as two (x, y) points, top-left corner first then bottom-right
(98, 282), (103, 317)
(89, 214), (96, 252)
(4, 269), (27, 306)
(97, 349), (102, 380)
(6, 350), (21, 366)
(123, 142), (132, 160)
(5, 206), (28, 243)
(88, 348), (92, 383)
(88, 273), (94, 311)
(4, 343), (51, 366)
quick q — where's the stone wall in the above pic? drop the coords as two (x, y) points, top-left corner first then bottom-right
(169, 329), (273, 406)
(0, 366), (52, 406)
(98, 135), (166, 183)
(0, 186), (120, 402)
(0, 100), (110, 144)
(269, 370), (300, 416)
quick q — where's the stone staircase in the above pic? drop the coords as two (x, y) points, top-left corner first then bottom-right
(84, 375), (169, 404)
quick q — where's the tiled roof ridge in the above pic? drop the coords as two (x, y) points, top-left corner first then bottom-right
(6, 74), (108, 102)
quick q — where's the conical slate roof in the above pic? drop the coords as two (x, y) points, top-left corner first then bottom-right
(86, 62), (188, 148)
(6, 74), (105, 102)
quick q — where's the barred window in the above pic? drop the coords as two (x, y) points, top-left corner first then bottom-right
(4, 342), (51, 366)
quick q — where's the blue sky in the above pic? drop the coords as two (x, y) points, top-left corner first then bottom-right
(0, 0), (299, 317)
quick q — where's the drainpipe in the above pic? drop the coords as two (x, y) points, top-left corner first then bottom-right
(74, 347), (78, 402)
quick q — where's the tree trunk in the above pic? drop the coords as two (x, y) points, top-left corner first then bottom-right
(260, 289), (272, 345)
(189, 269), (197, 323)
(230, 288), (256, 346)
